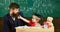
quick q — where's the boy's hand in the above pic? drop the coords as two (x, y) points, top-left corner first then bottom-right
(18, 15), (21, 19)
(18, 15), (23, 19)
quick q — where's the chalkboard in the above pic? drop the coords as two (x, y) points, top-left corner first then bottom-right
(0, 0), (60, 18)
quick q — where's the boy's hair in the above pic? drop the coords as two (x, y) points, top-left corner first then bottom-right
(47, 17), (53, 20)
(9, 3), (19, 9)
(34, 13), (41, 18)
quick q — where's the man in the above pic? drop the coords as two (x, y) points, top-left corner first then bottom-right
(3, 3), (28, 32)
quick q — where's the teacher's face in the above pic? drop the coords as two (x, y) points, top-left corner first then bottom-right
(10, 8), (19, 17)
(13, 8), (19, 14)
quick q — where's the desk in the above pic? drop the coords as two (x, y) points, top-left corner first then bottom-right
(15, 26), (54, 32)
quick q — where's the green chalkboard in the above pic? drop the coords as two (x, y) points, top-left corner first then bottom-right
(0, 0), (60, 18)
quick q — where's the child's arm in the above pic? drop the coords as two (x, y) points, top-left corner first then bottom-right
(18, 16), (30, 23)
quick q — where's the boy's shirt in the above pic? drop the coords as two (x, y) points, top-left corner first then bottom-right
(28, 20), (35, 26)
(28, 20), (41, 27)
(43, 21), (53, 28)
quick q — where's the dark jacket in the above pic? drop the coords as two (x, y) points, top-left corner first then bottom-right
(3, 12), (28, 32)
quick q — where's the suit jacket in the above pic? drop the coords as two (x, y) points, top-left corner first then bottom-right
(3, 12), (28, 32)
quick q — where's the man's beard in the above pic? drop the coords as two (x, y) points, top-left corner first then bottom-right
(11, 12), (19, 18)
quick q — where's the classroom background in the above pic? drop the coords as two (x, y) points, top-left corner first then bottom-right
(0, 0), (60, 32)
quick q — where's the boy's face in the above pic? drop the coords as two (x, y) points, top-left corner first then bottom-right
(32, 15), (41, 23)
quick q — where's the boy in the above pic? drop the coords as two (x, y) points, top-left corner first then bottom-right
(18, 14), (41, 27)
(43, 17), (54, 28)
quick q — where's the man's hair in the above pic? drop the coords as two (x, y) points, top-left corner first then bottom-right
(9, 3), (19, 9)
(34, 13), (41, 18)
